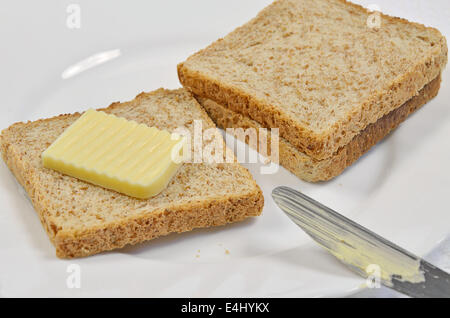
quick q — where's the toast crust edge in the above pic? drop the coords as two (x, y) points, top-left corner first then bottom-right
(196, 75), (441, 182)
(53, 191), (263, 258)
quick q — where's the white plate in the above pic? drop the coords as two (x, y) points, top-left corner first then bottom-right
(0, 0), (449, 297)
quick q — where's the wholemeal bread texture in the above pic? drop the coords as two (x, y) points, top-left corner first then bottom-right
(0, 88), (263, 258)
(197, 75), (441, 181)
(178, 0), (448, 160)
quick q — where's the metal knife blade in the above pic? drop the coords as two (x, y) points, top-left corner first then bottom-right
(272, 186), (450, 298)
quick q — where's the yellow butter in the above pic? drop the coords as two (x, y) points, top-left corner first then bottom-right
(42, 109), (185, 199)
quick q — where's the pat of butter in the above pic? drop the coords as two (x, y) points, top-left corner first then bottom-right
(42, 109), (185, 199)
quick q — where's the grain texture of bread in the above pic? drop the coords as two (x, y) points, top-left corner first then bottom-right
(197, 75), (441, 182)
(0, 88), (263, 258)
(178, 0), (448, 160)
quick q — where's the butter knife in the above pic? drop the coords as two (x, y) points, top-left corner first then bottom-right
(272, 186), (450, 298)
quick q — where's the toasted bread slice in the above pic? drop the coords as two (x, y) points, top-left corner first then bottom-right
(197, 75), (441, 182)
(0, 88), (263, 258)
(178, 0), (447, 160)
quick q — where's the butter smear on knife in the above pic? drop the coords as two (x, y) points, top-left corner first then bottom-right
(306, 218), (426, 287)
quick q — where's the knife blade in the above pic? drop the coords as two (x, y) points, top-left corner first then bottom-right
(272, 186), (450, 298)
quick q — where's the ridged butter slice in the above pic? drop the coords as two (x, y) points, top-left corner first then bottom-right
(42, 109), (185, 199)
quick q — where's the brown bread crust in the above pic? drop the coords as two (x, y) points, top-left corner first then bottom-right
(197, 76), (441, 182)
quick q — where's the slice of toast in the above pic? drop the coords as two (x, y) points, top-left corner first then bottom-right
(0, 88), (263, 258)
(197, 75), (441, 182)
(178, 0), (447, 160)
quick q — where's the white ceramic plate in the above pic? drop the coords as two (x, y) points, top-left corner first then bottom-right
(0, 0), (449, 297)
